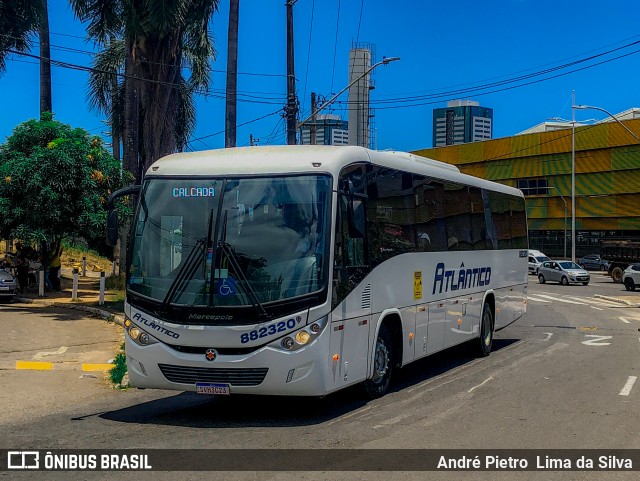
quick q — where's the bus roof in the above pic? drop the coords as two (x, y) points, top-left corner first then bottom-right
(147, 145), (523, 198)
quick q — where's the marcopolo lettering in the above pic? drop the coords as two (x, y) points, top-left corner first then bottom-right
(131, 312), (180, 339)
(432, 262), (491, 295)
(172, 186), (215, 198)
(188, 313), (234, 321)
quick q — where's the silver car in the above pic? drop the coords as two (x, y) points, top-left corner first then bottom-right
(538, 260), (590, 286)
(0, 269), (17, 301)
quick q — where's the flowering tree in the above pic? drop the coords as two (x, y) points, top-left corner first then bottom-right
(0, 113), (132, 251)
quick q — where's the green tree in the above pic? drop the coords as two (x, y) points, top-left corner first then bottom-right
(71, 0), (220, 183)
(0, 114), (132, 250)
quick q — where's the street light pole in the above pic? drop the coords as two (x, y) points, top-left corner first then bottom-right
(571, 90), (576, 263)
(574, 104), (640, 142)
(297, 56), (400, 132)
(571, 101), (640, 262)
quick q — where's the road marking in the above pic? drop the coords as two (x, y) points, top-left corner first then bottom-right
(619, 376), (637, 396)
(33, 346), (68, 360)
(528, 296), (551, 303)
(619, 317), (631, 324)
(16, 361), (53, 370)
(81, 363), (115, 372)
(542, 332), (554, 341)
(534, 295), (583, 305)
(581, 335), (612, 346)
(590, 306), (604, 311)
(468, 376), (494, 393)
(567, 297), (622, 307)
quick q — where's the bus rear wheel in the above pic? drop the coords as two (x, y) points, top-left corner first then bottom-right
(475, 302), (494, 357)
(363, 324), (394, 399)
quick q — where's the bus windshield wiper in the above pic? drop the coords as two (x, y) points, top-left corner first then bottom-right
(160, 209), (213, 312)
(217, 210), (271, 320)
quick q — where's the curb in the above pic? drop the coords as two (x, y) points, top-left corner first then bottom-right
(13, 296), (125, 327)
(593, 294), (640, 308)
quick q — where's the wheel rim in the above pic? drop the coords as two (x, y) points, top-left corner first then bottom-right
(371, 339), (389, 383)
(562, 277), (568, 285)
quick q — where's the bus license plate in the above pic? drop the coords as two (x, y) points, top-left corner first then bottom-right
(195, 383), (230, 395)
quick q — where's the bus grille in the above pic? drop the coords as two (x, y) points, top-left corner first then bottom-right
(158, 364), (268, 386)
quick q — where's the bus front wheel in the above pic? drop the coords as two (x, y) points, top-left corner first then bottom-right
(476, 303), (494, 357)
(363, 324), (394, 399)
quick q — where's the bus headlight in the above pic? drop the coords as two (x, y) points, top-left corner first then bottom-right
(273, 316), (328, 351)
(125, 318), (158, 346)
(295, 331), (311, 345)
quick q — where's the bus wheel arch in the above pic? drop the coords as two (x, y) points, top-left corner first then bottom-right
(363, 313), (402, 398)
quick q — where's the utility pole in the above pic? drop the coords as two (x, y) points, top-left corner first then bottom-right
(310, 92), (317, 145)
(225, 0), (240, 148)
(249, 134), (259, 146)
(285, 0), (298, 145)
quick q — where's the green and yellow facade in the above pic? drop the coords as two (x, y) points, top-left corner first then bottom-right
(413, 119), (640, 257)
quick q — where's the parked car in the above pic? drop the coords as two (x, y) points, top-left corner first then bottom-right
(577, 254), (610, 271)
(0, 268), (17, 301)
(622, 263), (640, 291)
(538, 260), (590, 286)
(528, 250), (550, 275)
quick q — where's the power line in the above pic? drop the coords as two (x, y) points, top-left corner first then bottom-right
(186, 109), (282, 146)
(6, 49), (286, 105)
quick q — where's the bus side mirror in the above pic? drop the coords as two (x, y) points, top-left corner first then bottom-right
(348, 199), (366, 239)
(107, 210), (119, 247)
(105, 184), (142, 247)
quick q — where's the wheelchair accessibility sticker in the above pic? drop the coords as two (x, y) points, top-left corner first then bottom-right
(218, 278), (237, 296)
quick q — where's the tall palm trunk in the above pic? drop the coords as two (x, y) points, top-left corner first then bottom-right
(39, 0), (52, 116)
(225, 0), (239, 148)
(123, 45), (140, 183)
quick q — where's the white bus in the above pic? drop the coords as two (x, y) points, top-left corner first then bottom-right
(108, 146), (528, 398)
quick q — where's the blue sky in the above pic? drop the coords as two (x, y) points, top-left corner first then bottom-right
(1, 0), (640, 152)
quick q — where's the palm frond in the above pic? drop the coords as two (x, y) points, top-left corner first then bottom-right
(70, 0), (123, 42)
(87, 38), (125, 113)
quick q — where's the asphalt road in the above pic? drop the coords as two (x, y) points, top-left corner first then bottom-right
(1, 272), (639, 480)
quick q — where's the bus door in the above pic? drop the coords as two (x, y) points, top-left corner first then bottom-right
(329, 188), (371, 387)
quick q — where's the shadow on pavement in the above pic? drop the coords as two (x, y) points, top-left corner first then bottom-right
(0, 303), (107, 322)
(98, 338), (522, 428)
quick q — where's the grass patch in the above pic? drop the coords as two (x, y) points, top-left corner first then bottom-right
(109, 352), (128, 387)
(62, 244), (112, 273)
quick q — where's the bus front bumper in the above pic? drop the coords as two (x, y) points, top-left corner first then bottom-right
(125, 325), (337, 396)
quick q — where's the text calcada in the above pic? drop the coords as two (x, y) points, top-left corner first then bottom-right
(132, 312), (180, 339)
(41, 452), (151, 470)
(172, 187), (215, 198)
(432, 262), (491, 295)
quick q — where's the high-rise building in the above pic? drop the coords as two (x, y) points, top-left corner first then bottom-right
(299, 114), (349, 145)
(432, 100), (493, 147)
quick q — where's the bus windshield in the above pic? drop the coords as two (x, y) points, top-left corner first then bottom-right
(128, 175), (331, 309)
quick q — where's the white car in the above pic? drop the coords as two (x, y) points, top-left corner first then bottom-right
(528, 250), (550, 275)
(623, 264), (640, 291)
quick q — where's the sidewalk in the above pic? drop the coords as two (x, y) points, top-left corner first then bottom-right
(13, 266), (125, 326)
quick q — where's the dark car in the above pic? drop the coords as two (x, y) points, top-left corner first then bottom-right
(0, 268), (17, 301)
(577, 254), (610, 271)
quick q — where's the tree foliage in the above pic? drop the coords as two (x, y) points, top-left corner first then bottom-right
(0, 0), (42, 73)
(0, 113), (132, 247)
(71, 0), (220, 183)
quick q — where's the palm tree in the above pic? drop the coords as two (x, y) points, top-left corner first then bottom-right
(0, 0), (41, 73)
(71, 0), (219, 184)
(0, 0), (52, 117)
